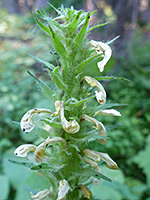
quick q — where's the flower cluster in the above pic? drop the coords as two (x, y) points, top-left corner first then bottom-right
(14, 5), (122, 200)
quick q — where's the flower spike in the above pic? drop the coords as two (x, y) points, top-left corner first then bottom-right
(60, 101), (80, 134)
(14, 144), (36, 158)
(80, 114), (107, 144)
(21, 108), (52, 133)
(90, 40), (112, 72)
(84, 76), (106, 104)
(94, 109), (121, 117)
(57, 179), (69, 200)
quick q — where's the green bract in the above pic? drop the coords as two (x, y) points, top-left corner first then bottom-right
(14, 5), (123, 200)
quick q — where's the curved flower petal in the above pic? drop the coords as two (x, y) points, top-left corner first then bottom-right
(60, 101), (80, 134)
(52, 101), (61, 116)
(83, 148), (100, 162)
(83, 157), (98, 169)
(79, 185), (92, 199)
(14, 144), (36, 158)
(80, 114), (107, 144)
(35, 137), (66, 162)
(98, 153), (118, 170)
(21, 108), (52, 133)
(84, 76), (106, 104)
(90, 40), (112, 72)
(30, 188), (51, 200)
(94, 109), (121, 117)
(57, 179), (69, 200)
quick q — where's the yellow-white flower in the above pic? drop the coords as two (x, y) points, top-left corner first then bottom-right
(84, 76), (106, 104)
(80, 114), (107, 144)
(83, 148), (118, 170)
(57, 179), (69, 200)
(21, 108), (52, 133)
(60, 101), (80, 134)
(90, 40), (112, 72)
(14, 144), (36, 158)
(30, 188), (51, 200)
(94, 109), (121, 117)
(78, 185), (92, 199)
(52, 101), (61, 116)
(35, 137), (66, 163)
(83, 148), (100, 162)
(83, 157), (98, 169)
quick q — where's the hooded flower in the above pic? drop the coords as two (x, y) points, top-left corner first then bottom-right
(21, 108), (52, 133)
(90, 40), (112, 72)
(35, 137), (66, 162)
(80, 114), (107, 144)
(98, 152), (118, 170)
(84, 76), (106, 104)
(52, 101), (61, 116)
(83, 148), (118, 170)
(30, 188), (51, 200)
(79, 185), (92, 199)
(94, 109), (121, 117)
(14, 144), (36, 158)
(60, 101), (80, 134)
(57, 179), (69, 200)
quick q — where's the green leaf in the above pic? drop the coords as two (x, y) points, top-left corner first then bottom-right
(69, 95), (95, 107)
(29, 54), (55, 70)
(74, 54), (101, 74)
(47, 2), (62, 15)
(49, 26), (68, 58)
(87, 22), (109, 33)
(74, 12), (90, 45)
(28, 71), (54, 100)
(36, 9), (44, 17)
(42, 118), (62, 128)
(67, 10), (82, 33)
(106, 36), (120, 45)
(96, 103), (128, 111)
(76, 167), (112, 182)
(95, 76), (131, 82)
(47, 67), (66, 90)
(33, 13), (51, 35)
(8, 159), (33, 168)
(31, 163), (50, 170)
(0, 175), (9, 200)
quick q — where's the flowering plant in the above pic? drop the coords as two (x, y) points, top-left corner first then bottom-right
(14, 4), (122, 200)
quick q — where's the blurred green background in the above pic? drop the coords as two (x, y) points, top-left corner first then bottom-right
(0, 0), (150, 199)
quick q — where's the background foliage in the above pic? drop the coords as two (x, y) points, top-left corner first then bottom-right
(0, 0), (150, 199)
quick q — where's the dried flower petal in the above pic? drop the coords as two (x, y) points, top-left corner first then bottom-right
(30, 188), (50, 200)
(80, 114), (107, 144)
(60, 101), (80, 134)
(14, 144), (36, 158)
(84, 76), (106, 104)
(79, 185), (92, 199)
(94, 109), (121, 117)
(57, 179), (69, 200)
(90, 40), (112, 72)
(21, 108), (52, 133)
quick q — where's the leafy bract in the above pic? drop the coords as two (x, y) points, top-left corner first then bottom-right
(28, 71), (54, 101)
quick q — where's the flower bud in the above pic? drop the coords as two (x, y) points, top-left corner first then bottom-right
(79, 185), (92, 199)
(83, 157), (98, 169)
(94, 109), (121, 117)
(84, 76), (106, 104)
(98, 153), (118, 170)
(83, 148), (100, 162)
(14, 144), (36, 158)
(90, 40), (112, 72)
(57, 179), (69, 200)
(60, 101), (80, 134)
(21, 108), (52, 133)
(30, 188), (50, 200)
